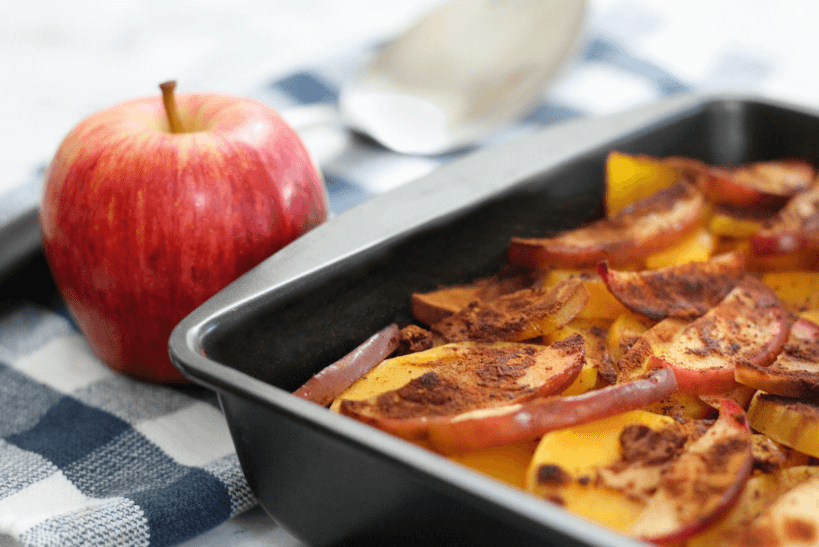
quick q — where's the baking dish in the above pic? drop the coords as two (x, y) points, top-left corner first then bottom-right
(169, 94), (819, 547)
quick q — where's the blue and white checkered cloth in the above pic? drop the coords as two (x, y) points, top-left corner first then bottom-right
(0, 305), (254, 547)
(0, 11), (783, 546)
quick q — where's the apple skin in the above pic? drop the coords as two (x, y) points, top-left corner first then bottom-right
(40, 92), (328, 382)
(294, 324), (400, 407)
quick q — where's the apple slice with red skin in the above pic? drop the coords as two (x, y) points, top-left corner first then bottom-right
(425, 367), (678, 455)
(751, 186), (819, 255)
(507, 181), (706, 269)
(617, 317), (688, 383)
(687, 465), (819, 547)
(41, 82), (328, 383)
(649, 276), (790, 395)
(699, 384), (756, 412)
(294, 323), (400, 406)
(431, 277), (589, 343)
(735, 317), (819, 398)
(628, 398), (753, 545)
(662, 155), (711, 181)
(339, 335), (585, 442)
(728, 475), (819, 547)
(698, 159), (815, 210)
(412, 287), (481, 326)
(665, 156), (815, 209)
(598, 251), (746, 322)
(411, 266), (542, 326)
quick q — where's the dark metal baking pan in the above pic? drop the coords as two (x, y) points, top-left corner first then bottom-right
(0, 208), (42, 284)
(169, 93), (819, 547)
(0, 207), (64, 312)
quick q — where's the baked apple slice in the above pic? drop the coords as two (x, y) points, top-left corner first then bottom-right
(752, 186), (819, 255)
(508, 181), (706, 269)
(614, 315), (717, 420)
(337, 335), (585, 441)
(668, 155), (815, 207)
(412, 286), (484, 326)
(546, 318), (612, 395)
(735, 317), (819, 398)
(543, 269), (628, 320)
(749, 434), (811, 474)
(699, 159), (815, 210)
(616, 316), (688, 382)
(748, 391), (819, 458)
(607, 311), (655, 364)
(330, 343), (473, 409)
(431, 277), (589, 343)
(426, 367), (678, 455)
(685, 465), (819, 547)
(699, 383), (756, 413)
(525, 410), (683, 533)
(598, 251), (746, 321)
(708, 203), (774, 238)
(649, 276), (790, 395)
(411, 266), (541, 325)
(738, 475), (819, 547)
(628, 399), (753, 545)
(662, 155), (712, 182)
(293, 323), (400, 406)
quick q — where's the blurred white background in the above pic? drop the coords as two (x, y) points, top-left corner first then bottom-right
(4, 0), (819, 197)
(2, 0), (442, 195)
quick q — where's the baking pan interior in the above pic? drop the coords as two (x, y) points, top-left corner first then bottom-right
(198, 97), (819, 390)
(171, 96), (819, 546)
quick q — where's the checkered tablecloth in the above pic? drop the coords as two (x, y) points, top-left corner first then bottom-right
(0, 1), (812, 546)
(0, 309), (253, 547)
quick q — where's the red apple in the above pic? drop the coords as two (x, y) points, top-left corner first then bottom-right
(40, 82), (328, 382)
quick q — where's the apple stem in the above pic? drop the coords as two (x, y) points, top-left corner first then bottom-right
(159, 81), (183, 134)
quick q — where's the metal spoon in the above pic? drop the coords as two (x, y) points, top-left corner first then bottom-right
(340, 0), (587, 155)
(286, 0), (587, 156)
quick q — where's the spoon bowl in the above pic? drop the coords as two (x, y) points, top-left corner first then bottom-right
(339, 0), (587, 155)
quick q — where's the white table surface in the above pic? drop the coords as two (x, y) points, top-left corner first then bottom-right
(4, 1), (819, 545)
